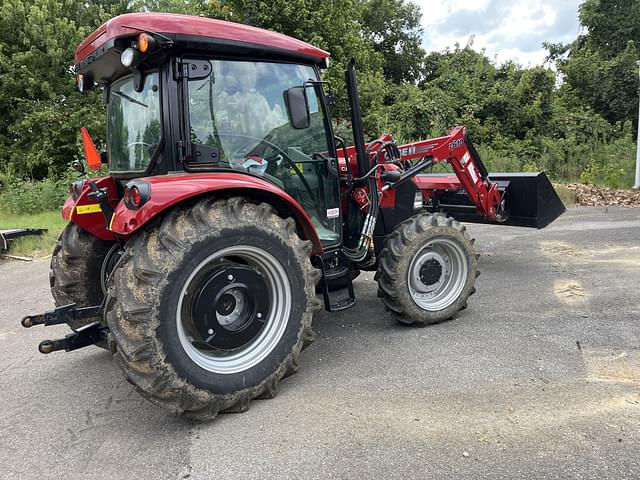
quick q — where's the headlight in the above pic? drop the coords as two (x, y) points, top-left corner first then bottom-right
(120, 48), (138, 68)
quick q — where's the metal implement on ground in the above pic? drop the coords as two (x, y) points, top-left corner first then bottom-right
(0, 228), (47, 252)
(22, 13), (565, 420)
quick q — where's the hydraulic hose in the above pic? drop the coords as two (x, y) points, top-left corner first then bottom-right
(343, 140), (400, 263)
(343, 141), (401, 263)
(343, 174), (379, 262)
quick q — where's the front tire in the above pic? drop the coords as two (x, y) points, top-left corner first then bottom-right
(375, 213), (478, 325)
(105, 197), (322, 419)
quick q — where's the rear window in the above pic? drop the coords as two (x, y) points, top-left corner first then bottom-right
(107, 72), (162, 172)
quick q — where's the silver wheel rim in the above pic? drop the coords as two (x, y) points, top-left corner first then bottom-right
(407, 237), (469, 311)
(176, 246), (291, 375)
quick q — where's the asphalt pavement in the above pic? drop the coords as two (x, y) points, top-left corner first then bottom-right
(1, 207), (639, 479)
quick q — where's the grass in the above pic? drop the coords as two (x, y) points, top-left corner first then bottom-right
(0, 210), (66, 258)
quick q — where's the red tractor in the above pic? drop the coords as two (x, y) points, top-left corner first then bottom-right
(22, 13), (564, 419)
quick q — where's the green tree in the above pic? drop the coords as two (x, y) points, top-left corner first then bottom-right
(360, 0), (425, 84)
(228, 0), (386, 128)
(0, 0), (128, 179)
(553, 0), (640, 127)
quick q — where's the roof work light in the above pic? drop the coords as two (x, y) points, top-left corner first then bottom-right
(120, 32), (158, 68)
(120, 47), (139, 68)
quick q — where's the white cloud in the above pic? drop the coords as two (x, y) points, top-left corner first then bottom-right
(415, 0), (583, 66)
(420, 0), (492, 25)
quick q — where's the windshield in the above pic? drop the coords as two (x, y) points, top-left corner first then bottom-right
(188, 60), (340, 244)
(107, 72), (162, 172)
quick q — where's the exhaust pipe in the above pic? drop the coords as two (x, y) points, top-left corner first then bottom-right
(345, 59), (368, 178)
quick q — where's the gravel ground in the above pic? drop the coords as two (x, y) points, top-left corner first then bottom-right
(1, 206), (639, 479)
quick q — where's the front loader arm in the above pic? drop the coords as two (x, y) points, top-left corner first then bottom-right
(385, 127), (504, 222)
(339, 126), (564, 228)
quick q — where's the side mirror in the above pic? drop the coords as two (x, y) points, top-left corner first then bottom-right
(77, 73), (94, 93)
(72, 159), (86, 175)
(284, 86), (310, 129)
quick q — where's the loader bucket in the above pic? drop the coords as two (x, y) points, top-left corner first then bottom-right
(491, 172), (565, 228)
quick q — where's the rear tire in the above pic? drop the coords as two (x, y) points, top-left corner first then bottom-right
(375, 213), (478, 326)
(105, 197), (322, 419)
(50, 223), (115, 330)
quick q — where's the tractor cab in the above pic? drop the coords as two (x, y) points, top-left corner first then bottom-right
(77, 13), (341, 245)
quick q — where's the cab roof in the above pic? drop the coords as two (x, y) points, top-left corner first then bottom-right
(75, 12), (330, 67)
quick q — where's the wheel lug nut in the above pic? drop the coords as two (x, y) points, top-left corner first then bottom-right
(227, 274), (234, 282)
(207, 329), (214, 335)
(257, 312), (262, 319)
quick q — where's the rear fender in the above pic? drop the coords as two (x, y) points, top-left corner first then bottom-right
(63, 176), (118, 241)
(109, 172), (323, 254)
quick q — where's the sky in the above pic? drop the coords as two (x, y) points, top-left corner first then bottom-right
(416, 0), (584, 66)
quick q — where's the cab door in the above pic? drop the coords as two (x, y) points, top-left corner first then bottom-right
(179, 57), (342, 247)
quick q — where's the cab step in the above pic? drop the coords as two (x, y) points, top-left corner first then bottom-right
(318, 252), (356, 312)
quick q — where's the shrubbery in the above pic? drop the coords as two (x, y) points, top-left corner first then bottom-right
(0, 0), (638, 219)
(579, 136), (637, 188)
(0, 168), (76, 215)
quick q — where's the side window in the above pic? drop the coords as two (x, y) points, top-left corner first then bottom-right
(189, 61), (290, 162)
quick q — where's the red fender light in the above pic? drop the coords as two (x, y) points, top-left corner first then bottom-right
(123, 181), (151, 210)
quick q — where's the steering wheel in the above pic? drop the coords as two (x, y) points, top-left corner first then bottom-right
(215, 132), (310, 180)
(127, 141), (151, 151)
(124, 142), (152, 168)
(213, 133), (285, 163)
(126, 141), (151, 157)
(214, 132), (322, 217)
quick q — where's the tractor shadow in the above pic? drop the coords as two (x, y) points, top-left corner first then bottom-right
(302, 274), (477, 376)
(17, 273), (476, 434)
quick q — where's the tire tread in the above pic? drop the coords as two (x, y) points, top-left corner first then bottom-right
(106, 197), (321, 420)
(376, 213), (479, 326)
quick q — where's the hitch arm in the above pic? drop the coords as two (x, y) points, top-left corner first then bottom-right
(21, 303), (102, 328)
(21, 303), (108, 354)
(38, 321), (109, 354)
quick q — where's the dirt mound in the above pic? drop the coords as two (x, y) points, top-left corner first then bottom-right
(564, 183), (640, 207)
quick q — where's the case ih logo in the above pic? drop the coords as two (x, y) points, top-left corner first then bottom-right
(449, 139), (464, 150)
(399, 144), (436, 157)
